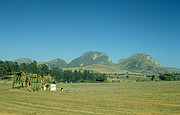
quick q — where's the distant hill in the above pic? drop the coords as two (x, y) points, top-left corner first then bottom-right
(114, 53), (168, 74)
(12, 58), (35, 64)
(10, 52), (177, 74)
(67, 51), (113, 67)
(12, 58), (67, 69)
(165, 67), (180, 73)
(38, 58), (67, 69)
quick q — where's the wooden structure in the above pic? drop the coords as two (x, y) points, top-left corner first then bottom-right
(12, 72), (44, 91)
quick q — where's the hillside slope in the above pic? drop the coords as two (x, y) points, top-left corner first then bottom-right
(10, 52), (172, 74)
(12, 58), (35, 64)
(165, 67), (180, 73)
(115, 53), (168, 74)
(68, 51), (113, 67)
(38, 58), (68, 69)
(63, 64), (135, 74)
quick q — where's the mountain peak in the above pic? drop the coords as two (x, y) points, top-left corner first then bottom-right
(81, 51), (110, 61)
(116, 53), (167, 73)
(49, 58), (66, 63)
(68, 51), (113, 67)
(38, 58), (68, 69)
(12, 58), (35, 64)
(130, 53), (162, 67)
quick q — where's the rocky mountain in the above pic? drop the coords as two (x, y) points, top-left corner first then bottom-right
(68, 51), (113, 67)
(115, 53), (168, 74)
(11, 52), (173, 74)
(38, 58), (68, 69)
(12, 58), (35, 64)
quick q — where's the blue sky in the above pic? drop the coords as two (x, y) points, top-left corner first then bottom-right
(0, 0), (180, 68)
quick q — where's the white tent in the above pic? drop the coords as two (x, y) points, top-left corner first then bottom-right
(50, 84), (56, 91)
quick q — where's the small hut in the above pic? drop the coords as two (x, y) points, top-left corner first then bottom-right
(12, 72), (44, 91)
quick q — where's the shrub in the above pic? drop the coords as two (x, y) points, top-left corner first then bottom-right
(136, 77), (151, 82)
(159, 74), (173, 81)
(96, 73), (107, 82)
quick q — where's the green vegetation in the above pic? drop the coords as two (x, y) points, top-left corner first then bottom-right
(95, 73), (107, 82)
(12, 72), (44, 91)
(11, 52), (180, 75)
(0, 60), (19, 77)
(158, 73), (180, 81)
(11, 52), (180, 74)
(1, 59), (180, 83)
(0, 60), (49, 77)
(136, 77), (151, 82)
(0, 60), (106, 83)
(50, 69), (106, 83)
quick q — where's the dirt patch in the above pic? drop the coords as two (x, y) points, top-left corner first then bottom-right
(9, 88), (27, 92)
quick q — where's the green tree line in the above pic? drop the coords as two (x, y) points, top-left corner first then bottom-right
(0, 60), (106, 82)
(50, 69), (101, 83)
(158, 74), (180, 81)
(0, 60), (49, 77)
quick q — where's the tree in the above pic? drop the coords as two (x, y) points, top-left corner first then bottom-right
(0, 60), (8, 77)
(62, 70), (72, 83)
(74, 70), (80, 82)
(83, 70), (89, 80)
(95, 73), (107, 82)
(151, 75), (155, 81)
(20, 63), (28, 73)
(4, 61), (13, 74)
(12, 62), (20, 72)
(50, 69), (63, 82)
(29, 61), (38, 74)
(159, 74), (173, 81)
(88, 73), (96, 82)
(38, 64), (49, 76)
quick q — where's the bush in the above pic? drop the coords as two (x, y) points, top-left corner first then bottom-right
(159, 74), (173, 81)
(96, 73), (107, 82)
(151, 75), (155, 81)
(136, 77), (151, 82)
(157, 74), (180, 81)
(44, 78), (53, 83)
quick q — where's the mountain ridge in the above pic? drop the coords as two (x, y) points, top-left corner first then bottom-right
(12, 58), (35, 64)
(67, 51), (113, 67)
(115, 53), (168, 74)
(10, 51), (174, 74)
(38, 58), (68, 69)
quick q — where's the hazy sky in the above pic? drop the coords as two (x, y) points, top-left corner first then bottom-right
(0, 0), (180, 68)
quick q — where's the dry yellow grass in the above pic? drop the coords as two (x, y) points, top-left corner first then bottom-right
(62, 64), (148, 79)
(0, 81), (180, 115)
(62, 64), (132, 74)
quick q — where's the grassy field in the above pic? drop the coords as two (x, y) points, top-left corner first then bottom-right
(62, 64), (134, 74)
(0, 81), (180, 115)
(62, 64), (149, 81)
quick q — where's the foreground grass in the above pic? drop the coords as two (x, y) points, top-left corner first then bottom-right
(0, 81), (180, 115)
